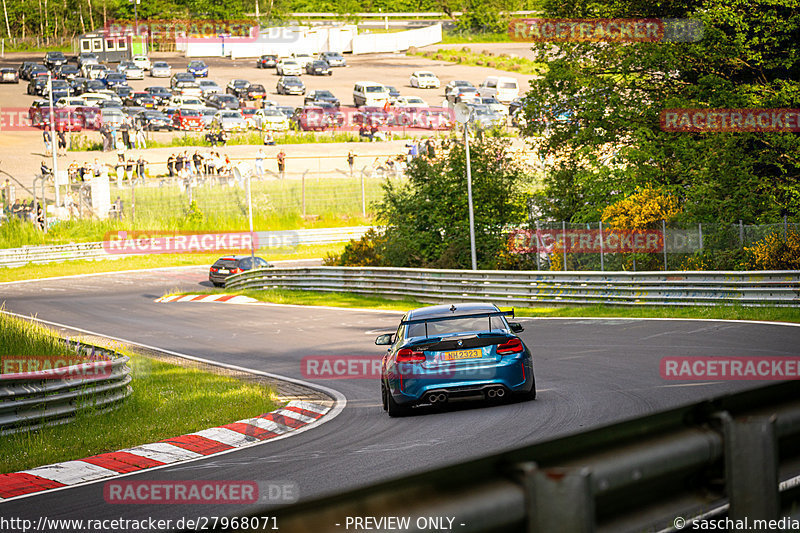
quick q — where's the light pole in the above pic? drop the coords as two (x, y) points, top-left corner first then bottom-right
(46, 72), (60, 208)
(454, 102), (477, 270)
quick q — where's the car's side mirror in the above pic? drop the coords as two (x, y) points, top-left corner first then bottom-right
(509, 322), (524, 333)
(375, 333), (394, 346)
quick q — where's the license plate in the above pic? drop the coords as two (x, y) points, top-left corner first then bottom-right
(218, 269), (229, 274)
(443, 349), (481, 361)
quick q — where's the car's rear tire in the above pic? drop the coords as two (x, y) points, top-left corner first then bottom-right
(517, 375), (537, 401)
(386, 385), (411, 417)
(380, 380), (388, 411)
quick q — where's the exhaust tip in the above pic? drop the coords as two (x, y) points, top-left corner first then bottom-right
(496, 388), (506, 397)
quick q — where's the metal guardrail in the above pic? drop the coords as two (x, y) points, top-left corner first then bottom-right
(0, 227), (372, 269)
(0, 341), (132, 435)
(226, 266), (800, 307)
(231, 382), (800, 533)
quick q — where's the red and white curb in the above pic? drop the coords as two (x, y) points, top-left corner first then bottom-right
(156, 294), (257, 304)
(0, 400), (329, 502)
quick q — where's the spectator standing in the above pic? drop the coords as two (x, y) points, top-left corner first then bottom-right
(136, 156), (147, 180)
(193, 151), (203, 177)
(135, 127), (147, 149)
(43, 130), (52, 155)
(255, 148), (265, 176)
(277, 149), (286, 179)
(347, 151), (355, 176)
(121, 126), (131, 150)
(57, 130), (68, 155)
(263, 130), (275, 145)
(167, 154), (176, 177)
(125, 158), (134, 182)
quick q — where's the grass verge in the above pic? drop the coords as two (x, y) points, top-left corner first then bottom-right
(0, 312), (278, 473)
(0, 242), (345, 283)
(414, 47), (546, 75)
(169, 288), (800, 323)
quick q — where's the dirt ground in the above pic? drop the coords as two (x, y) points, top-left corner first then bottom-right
(0, 44), (538, 200)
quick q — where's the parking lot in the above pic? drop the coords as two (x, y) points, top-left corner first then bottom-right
(0, 48), (539, 194)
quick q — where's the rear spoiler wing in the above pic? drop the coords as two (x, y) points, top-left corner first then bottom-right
(400, 309), (514, 326)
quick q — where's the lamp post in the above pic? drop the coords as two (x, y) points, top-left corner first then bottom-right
(454, 102), (477, 270)
(46, 72), (60, 208)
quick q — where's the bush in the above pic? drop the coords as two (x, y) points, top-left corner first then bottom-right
(743, 228), (800, 270)
(323, 228), (386, 266)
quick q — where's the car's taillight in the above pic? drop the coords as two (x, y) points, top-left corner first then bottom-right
(230, 267), (242, 274)
(396, 348), (425, 363)
(210, 267), (217, 272)
(497, 337), (523, 355)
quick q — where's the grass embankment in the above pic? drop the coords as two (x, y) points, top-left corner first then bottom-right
(0, 311), (278, 473)
(0, 242), (346, 283)
(0, 176), (383, 247)
(414, 47), (546, 75)
(168, 288), (800, 323)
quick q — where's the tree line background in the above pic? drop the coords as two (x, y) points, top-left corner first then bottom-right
(0, 0), (538, 46)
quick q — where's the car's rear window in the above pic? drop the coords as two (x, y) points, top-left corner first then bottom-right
(407, 316), (508, 338)
(213, 259), (238, 268)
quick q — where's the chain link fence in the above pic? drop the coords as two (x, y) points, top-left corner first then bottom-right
(508, 220), (800, 271)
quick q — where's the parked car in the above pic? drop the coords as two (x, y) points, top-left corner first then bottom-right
(244, 83), (267, 101)
(18, 62), (37, 80)
(104, 72), (129, 89)
(172, 108), (204, 130)
(276, 59), (302, 76)
(113, 85), (134, 99)
(276, 105), (295, 119)
(256, 54), (277, 68)
(414, 107), (454, 130)
(167, 95), (205, 110)
(353, 81), (390, 107)
(276, 76), (305, 95)
(198, 107), (218, 129)
(171, 72), (196, 89)
(28, 100), (51, 124)
(198, 80), (222, 98)
(150, 61), (172, 78)
(393, 96), (429, 108)
(240, 107), (258, 128)
(76, 53), (99, 68)
(55, 64), (80, 80)
(118, 61), (144, 80)
(478, 76), (519, 104)
(100, 107), (126, 129)
(81, 79), (106, 94)
(0, 68), (19, 83)
(209, 255), (272, 287)
(186, 60), (209, 77)
(27, 75), (49, 96)
(145, 86), (172, 105)
(206, 93), (240, 109)
(304, 89), (340, 108)
(136, 109), (172, 131)
(319, 51), (346, 67)
(36, 106), (83, 131)
(445, 79), (475, 93)
(211, 109), (248, 132)
(254, 107), (290, 131)
(305, 60), (331, 76)
(446, 85), (480, 104)
(291, 106), (329, 131)
(354, 106), (391, 128)
(125, 92), (157, 109)
(84, 64), (108, 79)
(469, 104), (505, 129)
(409, 70), (440, 89)
(225, 79), (251, 98)
(132, 55), (152, 71)
(291, 52), (314, 68)
(377, 303), (535, 417)
(476, 96), (509, 117)
(27, 65), (50, 81)
(44, 51), (68, 70)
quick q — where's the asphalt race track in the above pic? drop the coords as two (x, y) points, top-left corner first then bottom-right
(1, 266), (799, 531)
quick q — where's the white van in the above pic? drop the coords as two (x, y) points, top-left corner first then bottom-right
(478, 76), (519, 104)
(353, 81), (390, 107)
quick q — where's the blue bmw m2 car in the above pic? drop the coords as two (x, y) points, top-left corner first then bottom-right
(377, 303), (535, 417)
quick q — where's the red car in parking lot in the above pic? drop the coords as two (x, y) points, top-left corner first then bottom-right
(172, 108), (204, 131)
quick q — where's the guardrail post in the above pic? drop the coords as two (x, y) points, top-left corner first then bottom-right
(719, 412), (780, 521)
(535, 221), (541, 271)
(698, 223), (703, 251)
(562, 221), (567, 271)
(662, 219), (668, 270)
(598, 220), (604, 271)
(738, 220), (744, 246)
(515, 462), (594, 533)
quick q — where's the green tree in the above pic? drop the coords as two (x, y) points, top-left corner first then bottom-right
(374, 135), (532, 269)
(522, 0), (800, 225)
